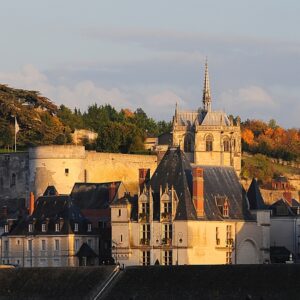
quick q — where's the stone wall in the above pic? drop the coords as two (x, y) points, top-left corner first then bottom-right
(29, 145), (157, 198)
(0, 152), (29, 202)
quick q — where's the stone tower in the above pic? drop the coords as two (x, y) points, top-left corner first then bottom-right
(172, 61), (241, 175)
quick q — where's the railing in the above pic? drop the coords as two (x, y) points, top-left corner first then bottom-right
(139, 212), (149, 222)
(162, 238), (172, 246)
(140, 238), (150, 246)
(226, 238), (234, 247)
(161, 212), (172, 222)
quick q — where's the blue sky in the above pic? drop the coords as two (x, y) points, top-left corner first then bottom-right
(0, 0), (299, 127)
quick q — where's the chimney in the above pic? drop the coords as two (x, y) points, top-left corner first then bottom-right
(139, 168), (150, 191)
(192, 167), (204, 217)
(1, 206), (8, 219)
(108, 182), (117, 202)
(29, 192), (35, 215)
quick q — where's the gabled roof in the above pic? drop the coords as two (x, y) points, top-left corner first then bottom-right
(71, 182), (121, 210)
(247, 178), (267, 210)
(76, 242), (97, 258)
(150, 147), (197, 220)
(43, 185), (58, 196)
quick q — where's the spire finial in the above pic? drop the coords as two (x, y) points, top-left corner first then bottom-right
(202, 58), (212, 112)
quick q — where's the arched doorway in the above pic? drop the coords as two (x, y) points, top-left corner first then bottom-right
(237, 239), (259, 264)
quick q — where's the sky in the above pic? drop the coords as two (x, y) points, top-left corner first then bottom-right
(0, 0), (299, 128)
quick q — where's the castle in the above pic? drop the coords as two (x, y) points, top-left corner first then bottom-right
(172, 61), (241, 174)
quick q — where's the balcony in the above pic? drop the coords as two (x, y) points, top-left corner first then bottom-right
(139, 212), (149, 222)
(162, 238), (172, 246)
(161, 212), (172, 222)
(140, 238), (150, 246)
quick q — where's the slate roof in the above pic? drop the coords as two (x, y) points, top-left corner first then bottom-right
(199, 166), (253, 220)
(247, 178), (267, 210)
(43, 185), (58, 196)
(201, 111), (230, 126)
(9, 195), (93, 235)
(150, 147), (196, 220)
(71, 182), (121, 210)
(76, 242), (97, 258)
(0, 198), (26, 225)
(126, 147), (253, 221)
(270, 198), (300, 217)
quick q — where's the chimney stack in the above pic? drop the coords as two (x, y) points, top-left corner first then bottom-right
(193, 167), (204, 217)
(1, 206), (8, 219)
(29, 192), (35, 215)
(108, 182), (117, 202)
(139, 168), (150, 191)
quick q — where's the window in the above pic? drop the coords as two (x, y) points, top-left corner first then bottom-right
(163, 202), (172, 213)
(184, 134), (193, 152)
(163, 250), (172, 265)
(205, 135), (213, 152)
(226, 225), (232, 246)
(140, 224), (150, 245)
(118, 209), (121, 217)
(141, 251), (150, 266)
(27, 240), (32, 251)
(4, 224), (8, 233)
(55, 239), (60, 251)
(163, 224), (172, 244)
(74, 223), (78, 232)
(226, 252), (232, 264)
(41, 240), (46, 251)
(65, 168), (69, 176)
(223, 201), (229, 217)
(75, 239), (80, 251)
(223, 140), (230, 152)
(216, 227), (220, 245)
(4, 240), (8, 252)
(120, 234), (123, 243)
(11, 173), (16, 187)
(55, 223), (60, 232)
(142, 202), (149, 214)
(28, 224), (33, 233)
(87, 239), (93, 248)
(17, 239), (20, 246)
(84, 169), (87, 183)
(87, 224), (92, 232)
(42, 224), (46, 232)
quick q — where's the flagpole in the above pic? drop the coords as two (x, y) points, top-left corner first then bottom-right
(15, 116), (17, 152)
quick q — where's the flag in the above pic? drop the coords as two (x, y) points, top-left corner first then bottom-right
(15, 117), (20, 134)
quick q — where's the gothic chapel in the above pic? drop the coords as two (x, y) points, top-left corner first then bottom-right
(172, 61), (241, 175)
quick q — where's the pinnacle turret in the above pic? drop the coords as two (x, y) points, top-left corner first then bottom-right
(202, 59), (212, 112)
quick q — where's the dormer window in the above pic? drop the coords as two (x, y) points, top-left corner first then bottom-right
(216, 196), (229, 218)
(55, 223), (60, 232)
(223, 201), (229, 217)
(74, 223), (78, 232)
(28, 224), (33, 232)
(4, 224), (8, 233)
(42, 224), (46, 232)
(87, 224), (92, 232)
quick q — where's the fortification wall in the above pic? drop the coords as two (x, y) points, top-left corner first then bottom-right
(84, 152), (157, 194)
(28, 146), (157, 197)
(0, 152), (29, 202)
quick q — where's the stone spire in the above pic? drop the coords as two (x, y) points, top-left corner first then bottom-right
(202, 59), (212, 112)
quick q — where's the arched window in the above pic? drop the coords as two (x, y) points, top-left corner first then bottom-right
(11, 173), (16, 187)
(184, 134), (193, 152)
(205, 135), (213, 152)
(223, 139), (230, 152)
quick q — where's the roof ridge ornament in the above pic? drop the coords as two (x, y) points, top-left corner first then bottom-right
(202, 58), (212, 112)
